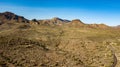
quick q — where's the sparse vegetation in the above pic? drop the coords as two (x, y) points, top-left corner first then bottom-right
(0, 12), (120, 67)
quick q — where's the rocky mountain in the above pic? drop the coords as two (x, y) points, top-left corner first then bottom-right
(0, 11), (110, 29)
(0, 12), (29, 24)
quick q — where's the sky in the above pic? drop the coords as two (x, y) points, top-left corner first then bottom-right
(0, 0), (120, 26)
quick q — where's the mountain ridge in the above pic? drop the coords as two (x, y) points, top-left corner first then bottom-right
(0, 11), (111, 29)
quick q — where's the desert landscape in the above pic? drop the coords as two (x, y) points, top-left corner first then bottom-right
(0, 12), (120, 67)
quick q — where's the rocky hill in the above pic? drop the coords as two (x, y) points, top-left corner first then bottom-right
(0, 12), (29, 24)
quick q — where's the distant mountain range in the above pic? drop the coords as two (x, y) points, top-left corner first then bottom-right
(0, 11), (117, 29)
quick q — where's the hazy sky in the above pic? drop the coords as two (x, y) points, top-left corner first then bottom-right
(0, 0), (120, 26)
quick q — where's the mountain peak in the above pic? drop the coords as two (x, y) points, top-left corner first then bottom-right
(52, 17), (60, 19)
(0, 11), (15, 17)
(72, 19), (83, 22)
(0, 11), (29, 24)
(71, 19), (84, 24)
(51, 17), (70, 23)
(3, 11), (14, 14)
(52, 17), (64, 21)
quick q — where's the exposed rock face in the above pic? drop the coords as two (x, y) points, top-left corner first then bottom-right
(0, 12), (29, 24)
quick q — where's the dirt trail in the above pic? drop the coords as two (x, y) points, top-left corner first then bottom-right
(112, 54), (117, 67)
(109, 45), (117, 67)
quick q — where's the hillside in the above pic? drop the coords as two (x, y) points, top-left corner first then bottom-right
(0, 12), (120, 67)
